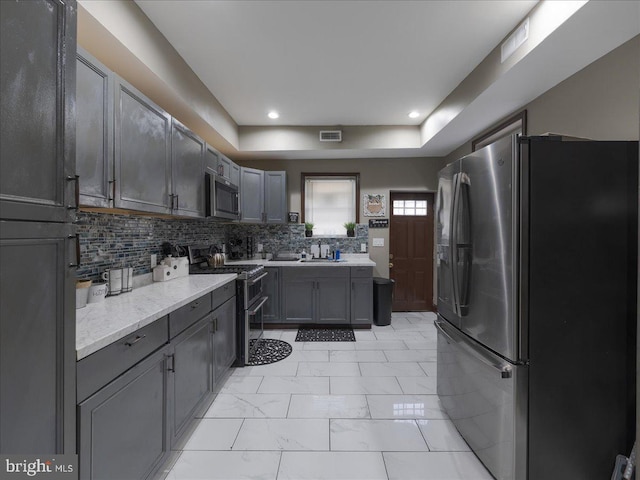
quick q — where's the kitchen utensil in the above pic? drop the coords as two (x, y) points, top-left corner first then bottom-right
(121, 267), (133, 293)
(102, 268), (122, 295)
(88, 282), (108, 303)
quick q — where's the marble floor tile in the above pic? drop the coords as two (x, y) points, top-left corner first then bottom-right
(417, 419), (470, 451)
(397, 376), (438, 394)
(203, 393), (290, 418)
(218, 375), (264, 394)
(279, 330), (300, 343)
(297, 361), (361, 377)
(329, 350), (387, 363)
(359, 362), (426, 377)
(330, 376), (403, 395)
(366, 394), (448, 420)
(302, 341), (356, 351)
(262, 330), (283, 339)
(353, 330), (377, 341)
(257, 376), (330, 394)
(232, 362), (299, 377)
(181, 419), (243, 450)
(330, 419), (428, 451)
(419, 361), (438, 376)
(404, 340), (438, 350)
(354, 340), (407, 351)
(384, 349), (437, 362)
(374, 330), (421, 340)
(278, 451), (387, 480)
(392, 321), (435, 331)
(279, 350), (329, 363)
(166, 451), (280, 480)
(288, 394), (370, 419)
(383, 451), (493, 480)
(233, 418), (329, 451)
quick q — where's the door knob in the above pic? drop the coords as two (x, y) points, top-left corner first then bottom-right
(389, 263), (394, 268)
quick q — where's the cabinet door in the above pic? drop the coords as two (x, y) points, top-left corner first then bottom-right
(351, 278), (373, 325)
(263, 267), (281, 322)
(317, 276), (350, 323)
(78, 347), (169, 480)
(230, 162), (240, 187)
(0, 221), (76, 454)
(264, 171), (287, 224)
(282, 269), (315, 323)
(169, 315), (212, 447)
(213, 297), (236, 384)
(114, 76), (171, 214)
(171, 119), (205, 217)
(76, 47), (113, 208)
(205, 145), (218, 172)
(218, 155), (232, 180)
(0, 0), (77, 222)
(240, 167), (264, 223)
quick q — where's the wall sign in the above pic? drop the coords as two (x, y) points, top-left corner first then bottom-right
(368, 218), (389, 228)
(363, 194), (386, 217)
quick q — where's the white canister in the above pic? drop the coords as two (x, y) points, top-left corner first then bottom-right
(102, 268), (123, 295)
(88, 282), (109, 303)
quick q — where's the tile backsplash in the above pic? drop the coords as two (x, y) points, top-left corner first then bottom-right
(76, 212), (369, 281)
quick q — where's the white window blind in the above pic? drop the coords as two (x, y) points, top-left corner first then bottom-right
(305, 177), (356, 235)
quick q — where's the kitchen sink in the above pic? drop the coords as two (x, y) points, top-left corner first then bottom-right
(269, 257), (300, 262)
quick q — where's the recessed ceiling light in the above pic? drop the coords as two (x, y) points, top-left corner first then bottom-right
(408, 111), (420, 119)
(268, 111), (279, 119)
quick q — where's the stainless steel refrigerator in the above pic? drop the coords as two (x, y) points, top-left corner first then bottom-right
(435, 135), (637, 480)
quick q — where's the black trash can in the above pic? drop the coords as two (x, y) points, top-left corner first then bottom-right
(373, 277), (395, 326)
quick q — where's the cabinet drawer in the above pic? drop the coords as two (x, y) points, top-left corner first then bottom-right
(77, 316), (169, 402)
(351, 266), (373, 278)
(212, 280), (235, 311)
(169, 293), (212, 338)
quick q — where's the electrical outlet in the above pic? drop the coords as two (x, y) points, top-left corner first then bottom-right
(360, 243), (367, 253)
(373, 238), (384, 247)
(257, 243), (263, 252)
(150, 254), (157, 267)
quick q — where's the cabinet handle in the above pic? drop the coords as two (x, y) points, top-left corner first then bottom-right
(191, 301), (200, 309)
(214, 318), (218, 332)
(174, 194), (179, 209)
(125, 334), (146, 347)
(108, 179), (115, 202)
(68, 234), (80, 268)
(167, 353), (175, 372)
(66, 175), (79, 209)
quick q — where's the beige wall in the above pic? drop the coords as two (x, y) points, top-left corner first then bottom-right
(238, 157), (447, 278)
(443, 35), (640, 165)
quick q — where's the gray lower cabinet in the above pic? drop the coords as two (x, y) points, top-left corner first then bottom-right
(282, 267), (350, 324)
(263, 267), (281, 323)
(213, 297), (236, 384)
(0, 0), (77, 223)
(78, 346), (170, 480)
(114, 75), (172, 214)
(171, 118), (205, 217)
(350, 267), (373, 325)
(76, 47), (113, 208)
(0, 221), (76, 454)
(168, 315), (212, 448)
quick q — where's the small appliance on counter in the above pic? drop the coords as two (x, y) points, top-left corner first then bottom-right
(227, 238), (243, 260)
(152, 255), (189, 282)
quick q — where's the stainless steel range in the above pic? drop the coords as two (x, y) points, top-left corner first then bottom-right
(187, 245), (268, 366)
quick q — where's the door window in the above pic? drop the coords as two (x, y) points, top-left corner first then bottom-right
(392, 199), (427, 216)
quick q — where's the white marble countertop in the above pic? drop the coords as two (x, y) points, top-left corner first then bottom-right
(225, 253), (376, 267)
(76, 274), (237, 360)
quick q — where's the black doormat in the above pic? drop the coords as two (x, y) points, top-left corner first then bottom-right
(247, 338), (292, 366)
(295, 327), (356, 342)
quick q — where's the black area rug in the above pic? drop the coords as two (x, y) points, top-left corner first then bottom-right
(247, 338), (292, 366)
(295, 327), (356, 342)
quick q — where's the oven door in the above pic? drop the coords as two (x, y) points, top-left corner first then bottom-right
(245, 296), (268, 364)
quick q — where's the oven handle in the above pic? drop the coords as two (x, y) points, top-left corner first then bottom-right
(247, 272), (268, 285)
(247, 296), (268, 316)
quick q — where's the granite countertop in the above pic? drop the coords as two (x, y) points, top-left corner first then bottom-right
(76, 274), (237, 361)
(225, 253), (376, 267)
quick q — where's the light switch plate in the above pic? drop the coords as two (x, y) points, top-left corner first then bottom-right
(257, 243), (263, 252)
(150, 254), (157, 267)
(360, 243), (367, 252)
(373, 238), (384, 247)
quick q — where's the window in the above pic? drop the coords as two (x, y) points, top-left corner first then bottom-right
(302, 173), (360, 236)
(393, 199), (427, 216)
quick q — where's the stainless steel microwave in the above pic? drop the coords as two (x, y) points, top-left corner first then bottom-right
(205, 168), (240, 220)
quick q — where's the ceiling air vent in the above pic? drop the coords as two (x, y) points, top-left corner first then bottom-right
(319, 130), (342, 142)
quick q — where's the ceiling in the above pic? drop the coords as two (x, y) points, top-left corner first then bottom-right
(128, 0), (638, 159)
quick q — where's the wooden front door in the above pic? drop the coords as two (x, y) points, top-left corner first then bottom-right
(389, 192), (434, 311)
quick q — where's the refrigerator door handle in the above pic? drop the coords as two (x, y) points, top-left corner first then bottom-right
(457, 173), (472, 316)
(435, 319), (512, 377)
(450, 173), (461, 316)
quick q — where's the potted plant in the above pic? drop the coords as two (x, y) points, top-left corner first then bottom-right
(344, 222), (356, 237)
(304, 222), (314, 237)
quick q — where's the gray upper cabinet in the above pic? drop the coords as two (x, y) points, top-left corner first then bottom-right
(205, 145), (219, 173)
(264, 171), (287, 224)
(0, 221), (76, 454)
(240, 167), (265, 223)
(76, 47), (113, 208)
(171, 119), (205, 217)
(114, 76), (172, 214)
(0, 0), (77, 223)
(240, 168), (287, 224)
(230, 162), (240, 187)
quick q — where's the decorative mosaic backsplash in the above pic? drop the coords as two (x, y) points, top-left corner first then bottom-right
(76, 212), (369, 281)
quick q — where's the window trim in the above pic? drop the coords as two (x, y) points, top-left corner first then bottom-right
(301, 172), (360, 224)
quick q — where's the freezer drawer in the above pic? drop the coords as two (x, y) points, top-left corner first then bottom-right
(436, 317), (526, 480)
